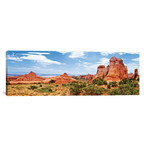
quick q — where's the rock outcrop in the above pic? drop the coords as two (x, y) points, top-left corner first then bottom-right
(85, 74), (94, 80)
(43, 73), (77, 84)
(128, 68), (139, 79)
(77, 74), (93, 80)
(7, 71), (45, 84)
(94, 57), (128, 81)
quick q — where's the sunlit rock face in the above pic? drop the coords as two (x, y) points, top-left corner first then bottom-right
(43, 73), (77, 84)
(7, 71), (45, 84)
(128, 69), (139, 80)
(94, 57), (128, 81)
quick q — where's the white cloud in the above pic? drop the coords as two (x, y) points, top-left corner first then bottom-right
(7, 55), (22, 61)
(21, 54), (61, 65)
(119, 52), (124, 55)
(28, 52), (50, 55)
(82, 58), (109, 71)
(132, 57), (139, 62)
(69, 51), (85, 58)
(58, 51), (70, 54)
(7, 52), (62, 65)
(100, 52), (139, 56)
(97, 58), (109, 66)
(100, 52), (116, 56)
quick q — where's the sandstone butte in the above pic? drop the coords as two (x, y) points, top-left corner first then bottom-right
(7, 72), (77, 85)
(7, 71), (46, 85)
(93, 57), (139, 82)
(43, 73), (77, 84)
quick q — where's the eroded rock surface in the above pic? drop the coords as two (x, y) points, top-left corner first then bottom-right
(94, 57), (128, 81)
(43, 73), (77, 84)
(7, 71), (45, 84)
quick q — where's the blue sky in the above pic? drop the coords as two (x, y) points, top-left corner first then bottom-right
(7, 51), (139, 75)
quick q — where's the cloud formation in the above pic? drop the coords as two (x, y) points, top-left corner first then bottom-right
(7, 55), (22, 61)
(69, 51), (85, 58)
(7, 52), (62, 65)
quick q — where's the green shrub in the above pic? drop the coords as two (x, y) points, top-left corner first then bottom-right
(70, 85), (81, 95)
(55, 85), (58, 87)
(107, 84), (111, 89)
(108, 88), (119, 95)
(103, 80), (107, 85)
(39, 85), (42, 87)
(39, 87), (53, 92)
(29, 85), (38, 90)
(122, 78), (128, 84)
(108, 84), (139, 95)
(83, 86), (105, 95)
(69, 82), (87, 95)
(110, 81), (117, 87)
(119, 81), (123, 85)
(92, 78), (107, 86)
(50, 79), (55, 83)
(38, 82), (41, 84)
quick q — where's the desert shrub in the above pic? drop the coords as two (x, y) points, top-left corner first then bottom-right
(110, 81), (117, 87)
(55, 85), (58, 87)
(108, 88), (119, 95)
(92, 78), (107, 86)
(137, 77), (139, 81)
(38, 82), (41, 84)
(107, 83), (111, 89)
(83, 86), (105, 95)
(119, 81), (123, 85)
(50, 79), (55, 83)
(70, 85), (81, 95)
(29, 85), (38, 90)
(108, 84), (139, 95)
(62, 84), (67, 87)
(119, 84), (139, 95)
(6, 81), (10, 85)
(69, 82), (87, 95)
(130, 81), (139, 88)
(103, 80), (107, 85)
(79, 82), (86, 88)
(39, 87), (53, 92)
(122, 78), (128, 84)
(39, 85), (42, 87)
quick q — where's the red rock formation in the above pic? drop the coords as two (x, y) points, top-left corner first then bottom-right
(85, 74), (94, 80)
(94, 57), (128, 81)
(128, 69), (139, 79)
(7, 71), (45, 84)
(43, 73), (77, 84)
(78, 75), (86, 79)
(134, 69), (139, 79)
(128, 73), (134, 79)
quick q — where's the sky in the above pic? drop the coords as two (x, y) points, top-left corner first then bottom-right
(7, 51), (140, 75)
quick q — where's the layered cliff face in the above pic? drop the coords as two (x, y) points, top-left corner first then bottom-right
(94, 57), (128, 81)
